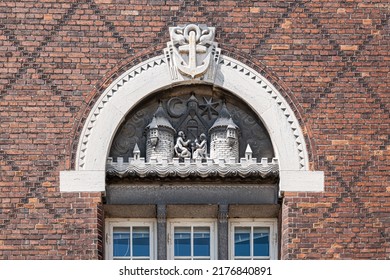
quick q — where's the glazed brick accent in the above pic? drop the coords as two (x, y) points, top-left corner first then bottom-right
(1, 0), (389, 259)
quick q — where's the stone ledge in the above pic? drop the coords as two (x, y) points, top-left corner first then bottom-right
(60, 170), (105, 192)
(280, 170), (324, 192)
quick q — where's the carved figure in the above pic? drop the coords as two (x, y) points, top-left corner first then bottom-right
(174, 131), (191, 158)
(193, 133), (207, 159)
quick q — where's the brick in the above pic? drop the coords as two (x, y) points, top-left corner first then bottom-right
(35, 224), (52, 230)
(94, 0), (112, 3)
(340, 45), (359, 51)
(121, 10), (139, 16)
(43, 14), (52, 21)
(331, 140), (349, 145)
(272, 44), (290, 50)
(363, 19), (372, 25)
(281, 20), (292, 29)
(0, 0), (389, 261)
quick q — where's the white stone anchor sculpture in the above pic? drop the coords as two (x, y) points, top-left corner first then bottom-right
(165, 24), (221, 81)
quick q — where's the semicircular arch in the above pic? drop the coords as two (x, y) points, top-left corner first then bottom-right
(60, 53), (324, 192)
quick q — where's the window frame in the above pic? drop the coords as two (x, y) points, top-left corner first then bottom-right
(105, 218), (157, 260)
(167, 219), (218, 260)
(229, 218), (278, 260)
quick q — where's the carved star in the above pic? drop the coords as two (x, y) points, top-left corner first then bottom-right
(199, 97), (219, 120)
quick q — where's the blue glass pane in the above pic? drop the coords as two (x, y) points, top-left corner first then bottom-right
(194, 227), (210, 257)
(234, 227), (250, 256)
(113, 227), (130, 257)
(254, 227), (269, 256)
(174, 227), (191, 257)
(133, 227), (150, 257)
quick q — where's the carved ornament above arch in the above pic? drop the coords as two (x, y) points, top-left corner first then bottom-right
(60, 24), (324, 192)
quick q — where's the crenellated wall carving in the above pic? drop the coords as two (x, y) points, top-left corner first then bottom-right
(107, 86), (277, 179)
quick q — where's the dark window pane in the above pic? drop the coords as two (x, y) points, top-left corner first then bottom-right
(194, 227), (210, 257)
(133, 227), (150, 257)
(174, 227), (191, 257)
(253, 227), (269, 257)
(113, 227), (130, 257)
(234, 227), (250, 256)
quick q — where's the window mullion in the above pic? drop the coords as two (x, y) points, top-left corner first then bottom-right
(250, 226), (254, 259)
(129, 226), (133, 260)
(109, 224), (113, 260)
(191, 225), (194, 259)
(149, 225), (152, 260)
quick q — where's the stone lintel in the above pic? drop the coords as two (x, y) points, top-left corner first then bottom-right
(106, 183), (278, 205)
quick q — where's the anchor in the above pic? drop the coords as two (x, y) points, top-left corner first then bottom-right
(175, 24), (211, 78)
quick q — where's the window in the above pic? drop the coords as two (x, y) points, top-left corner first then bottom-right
(168, 219), (217, 260)
(105, 218), (278, 260)
(106, 219), (156, 260)
(229, 219), (277, 260)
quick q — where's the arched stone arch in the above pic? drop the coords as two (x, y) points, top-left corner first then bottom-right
(60, 28), (323, 193)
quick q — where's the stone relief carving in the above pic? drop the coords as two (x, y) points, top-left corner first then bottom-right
(107, 157), (279, 179)
(165, 24), (221, 81)
(174, 131), (191, 159)
(107, 86), (278, 179)
(193, 133), (207, 159)
(145, 103), (176, 162)
(77, 25), (309, 174)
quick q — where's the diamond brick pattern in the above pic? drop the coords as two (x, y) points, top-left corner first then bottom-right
(0, 0), (389, 260)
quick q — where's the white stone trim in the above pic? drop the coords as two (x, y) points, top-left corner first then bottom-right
(60, 53), (324, 192)
(280, 171), (324, 192)
(60, 170), (105, 192)
(215, 56), (308, 171)
(106, 156), (279, 179)
(76, 56), (168, 170)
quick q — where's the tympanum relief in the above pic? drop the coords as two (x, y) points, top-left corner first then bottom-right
(107, 85), (278, 179)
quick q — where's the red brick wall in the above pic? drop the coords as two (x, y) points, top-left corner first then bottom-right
(1, 0), (389, 259)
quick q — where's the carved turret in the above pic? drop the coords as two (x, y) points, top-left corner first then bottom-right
(245, 144), (253, 161)
(145, 104), (176, 162)
(209, 103), (239, 162)
(133, 143), (141, 161)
